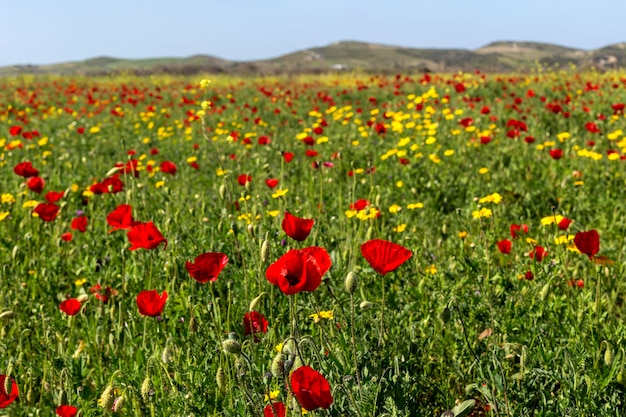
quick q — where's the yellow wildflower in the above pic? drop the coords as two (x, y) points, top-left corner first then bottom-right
(540, 215), (564, 225)
(472, 208), (492, 219)
(264, 390), (279, 402)
(478, 192), (502, 204)
(393, 223), (407, 233)
(407, 202), (424, 209)
(389, 204), (402, 214)
(272, 189), (288, 198)
(1, 193), (16, 204)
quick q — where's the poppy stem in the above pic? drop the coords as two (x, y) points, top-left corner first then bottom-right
(349, 293), (363, 397)
(289, 295), (297, 337)
(379, 278), (386, 346)
(142, 317), (148, 350)
(595, 265), (602, 322)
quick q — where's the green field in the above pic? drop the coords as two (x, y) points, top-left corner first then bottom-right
(1, 71), (626, 416)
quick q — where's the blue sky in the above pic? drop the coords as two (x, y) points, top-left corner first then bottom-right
(1, 0), (625, 66)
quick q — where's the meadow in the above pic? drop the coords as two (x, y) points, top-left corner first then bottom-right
(1, 70), (626, 416)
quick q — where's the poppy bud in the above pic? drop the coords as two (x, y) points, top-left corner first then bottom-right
(27, 387), (35, 404)
(100, 385), (114, 410)
(188, 315), (198, 333)
(219, 184), (226, 200)
(76, 294), (89, 303)
(216, 367), (225, 392)
(222, 335), (241, 355)
(365, 226), (373, 241)
(109, 303), (116, 321)
(161, 346), (172, 364)
(231, 222), (239, 236)
(261, 238), (270, 264)
(344, 272), (357, 294)
(271, 353), (285, 378)
(247, 224), (255, 237)
(292, 355), (303, 371)
(0, 310), (14, 320)
(539, 283), (550, 301)
(618, 370), (625, 385)
(249, 292), (265, 312)
(141, 376), (154, 402)
(359, 301), (374, 310)
(113, 395), (125, 412)
(3, 372), (12, 395)
(605, 345), (614, 367)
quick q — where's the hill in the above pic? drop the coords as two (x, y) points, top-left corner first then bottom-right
(1, 40), (625, 76)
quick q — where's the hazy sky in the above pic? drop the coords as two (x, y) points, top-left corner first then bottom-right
(1, 0), (625, 66)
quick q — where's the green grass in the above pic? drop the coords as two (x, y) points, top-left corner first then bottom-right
(1, 71), (626, 416)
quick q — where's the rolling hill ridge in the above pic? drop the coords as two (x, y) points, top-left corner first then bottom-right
(2, 40), (625, 76)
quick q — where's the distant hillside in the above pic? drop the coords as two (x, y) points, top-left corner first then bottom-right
(1, 40), (625, 76)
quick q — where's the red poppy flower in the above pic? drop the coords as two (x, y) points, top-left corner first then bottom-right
(127, 222), (167, 250)
(34, 202), (60, 222)
(76, 127), (85, 135)
(71, 216), (88, 233)
(161, 161), (177, 175)
(266, 178), (279, 188)
(237, 174), (252, 186)
(510, 224), (529, 239)
(61, 232), (73, 242)
(27, 176), (45, 193)
(497, 239), (512, 254)
(529, 246), (548, 262)
(136, 290), (168, 317)
(524, 271), (534, 280)
(13, 161), (39, 178)
(90, 284), (117, 303)
(9, 126), (22, 137)
(45, 191), (65, 203)
(549, 149), (563, 160)
(258, 135), (271, 145)
(0, 375), (18, 408)
(360, 239), (412, 276)
(243, 311), (268, 336)
(264, 402), (286, 417)
(107, 204), (136, 232)
(189, 161), (200, 170)
(266, 247), (331, 295)
(585, 122), (600, 134)
(282, 152), (294, 163)
(290, 365), (333, 411)
(59, 299), (81, 316)
(574, 230), (600, 260)
(350, 199), (370, 211)
(56, 405), (78, 417)
(282, 212), (315, 242)
(95, 174), (124, 194)
(305, 150), (319, 158)
(558, 217), (572, 230)
(185, 252), (228, 283)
